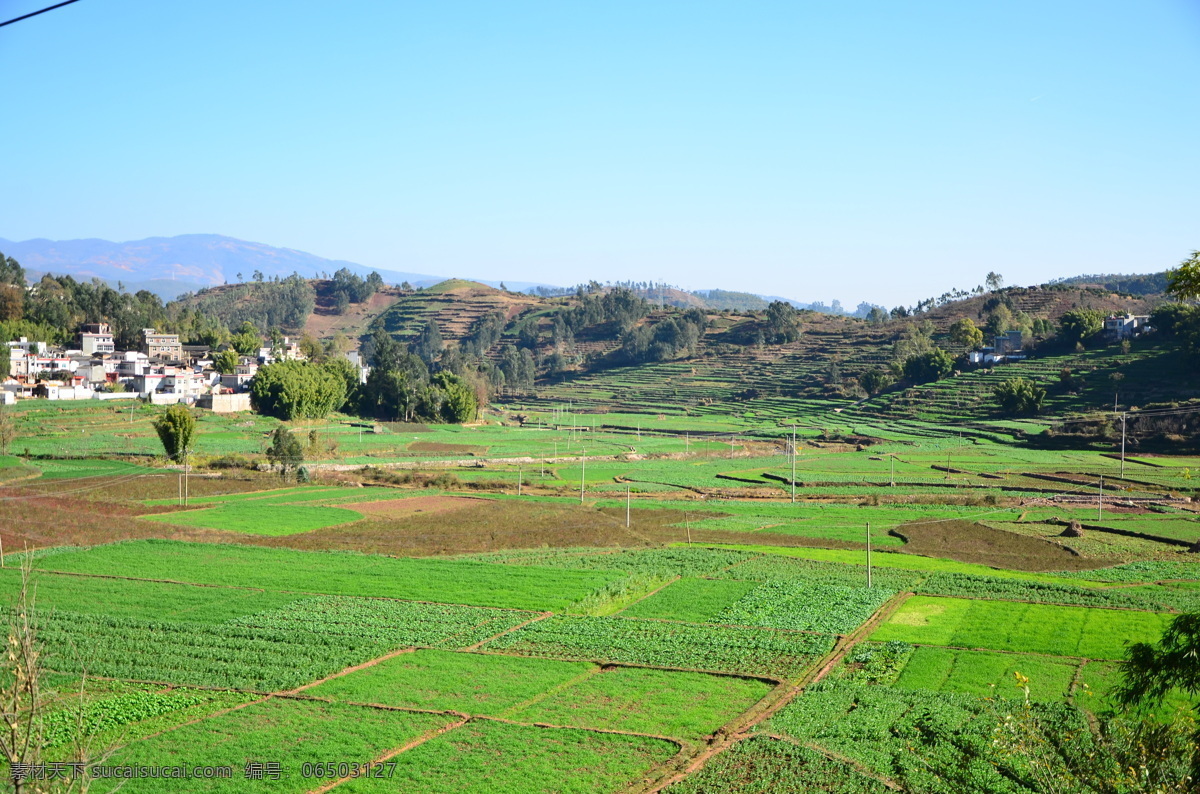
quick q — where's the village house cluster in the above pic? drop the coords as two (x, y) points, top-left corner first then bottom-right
(1, 323), (350, 412)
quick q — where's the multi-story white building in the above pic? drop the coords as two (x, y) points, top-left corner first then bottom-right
(78, 323), (115, 356)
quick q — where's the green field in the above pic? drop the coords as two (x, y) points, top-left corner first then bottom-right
(871, 596), (1175, 659)
(509, 666), (771, 740)
(32, 540), (620, 611)
(141, 502), (365, 534)
(308, 650), (594, 715)
(338, 719), (680, 794)
(891, 646), (1078, 701)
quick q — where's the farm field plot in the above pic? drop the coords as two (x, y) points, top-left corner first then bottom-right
(871, 596), (1174, 659)
(33, 457), (158, 480)
(620, 578), (759, 622)
(664, 735), (890, 794)
(37, 595), (534, 690)
(33, 540), (620, 611)
(92, 697), (454, 793)
(38, 681), (259, 752)
(482, 614), (832, 679)
(0, 567), (301, 621)
(891, 646), (1077, 702)
(510, 665), (771, 740)
(140, 502), (365, 535)
(691, 542), (1123, 583)
(714, 554), (925, 590)
(337, 719), (680, 794)
(763, 681), (1091, 794)
(715, 580), (896, 634)
(308, 649), (594, 715)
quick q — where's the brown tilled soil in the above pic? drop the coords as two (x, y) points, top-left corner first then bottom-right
(893, 519), (1113, 571)
(350, 495), (490, 518)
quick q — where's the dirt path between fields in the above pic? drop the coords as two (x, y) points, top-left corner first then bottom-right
(633, 591), (914, 794)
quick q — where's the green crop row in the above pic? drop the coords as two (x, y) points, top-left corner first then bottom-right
(664, 735), (890, 794)
(483, 614), (832, 680)
(715, 581), (896, 635)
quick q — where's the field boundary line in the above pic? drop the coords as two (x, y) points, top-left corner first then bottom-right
(466, 648), (789, 684)
(712, 553), (767, 575)
(764, 733), (904, 791)
(111, 692), (275, 749)
(809, 590), (914, 687)
(497, 665), (605, 718)
(462, 610), (552, 651)
(310, 715), (471, 794)
(639, 591), (914, 792)
(612, 575), (680, 616)
(474, 714), (686, 748)
(282, 647), (417, 696)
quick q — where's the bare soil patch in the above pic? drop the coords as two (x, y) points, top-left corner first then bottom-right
(351, 495), (490, 518)
(892, 519), (1112, 571)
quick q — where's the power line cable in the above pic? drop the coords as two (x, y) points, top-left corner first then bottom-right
(0, 0), (82, 28)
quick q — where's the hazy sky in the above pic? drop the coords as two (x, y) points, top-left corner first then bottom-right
(2, 1), (1198, 305)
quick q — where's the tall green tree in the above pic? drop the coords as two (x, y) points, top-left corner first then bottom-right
(1058, 309), (1105, 345)
(435, 372), (477, 423)
(993, 377), (1046, 415)
(1166, 250), (1200, 301)
(902, 348), (954, 384)
(152, 403), (195, 462)
(230, 321), (262, 356)
(212, 348), (240, 375)
(412, 321), (444, 365)
(265, 426), (304, 479)
(249, 360), (347, 420)
(948, 317), (984, 349)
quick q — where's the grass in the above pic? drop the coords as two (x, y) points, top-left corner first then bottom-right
(871, 596), (1174, 659)
(0, 568), (301, 622)
(308, 650), (594, 715)
(141, 503), (365, 535)
(510, 666), (771, 740)
(33, 540), (621, 611)
(337, 719), (680, 794)
(620, 578), (760, 622)
(891, 646), (1078, 702)
(94, 698), (454, 792)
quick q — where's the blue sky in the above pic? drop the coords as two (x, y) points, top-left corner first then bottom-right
(1, 0), (1197, 305)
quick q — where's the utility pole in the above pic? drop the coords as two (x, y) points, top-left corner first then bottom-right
(626, 484), (631, 528)
(730, 437), (734, 459)
(685, 512), (692, 545)
(1098, 475), (1104, 521)
(685, 432), (689, 454)
(580, 451), (586, 504)
(890, 455), (895, 488)
(518, 467), (522, 497)
(790, 424), (796, 504)
(866, 522), (872, 588)
(1120, 413), (1127, 477)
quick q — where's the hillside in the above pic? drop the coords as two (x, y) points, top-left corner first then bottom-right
(366, 280), (546, 346)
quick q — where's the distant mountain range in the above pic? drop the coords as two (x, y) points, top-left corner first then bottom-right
(0, 234), (554, 301)
(0, 233), (877, 312)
